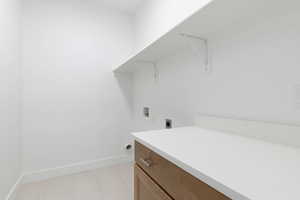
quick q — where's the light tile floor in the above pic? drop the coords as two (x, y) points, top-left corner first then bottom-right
(16, 162), (134, 200)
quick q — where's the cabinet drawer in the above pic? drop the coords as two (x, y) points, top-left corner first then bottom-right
(135, 141), (231, 200)
(134, 164), (172, 200)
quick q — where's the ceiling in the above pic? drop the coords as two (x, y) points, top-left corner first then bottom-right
(100, 0), (143, 14)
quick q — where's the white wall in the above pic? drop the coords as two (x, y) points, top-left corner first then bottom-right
(133, 51), (200, 131)
(0, 0), (22, 198)
(133, 6), (300, 132)
(134, 0), (212, 51)
(21, 0), (134, 173)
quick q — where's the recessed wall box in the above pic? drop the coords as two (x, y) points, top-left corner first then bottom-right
(143, 107), (150, 118)
(165, 119), (172, 129)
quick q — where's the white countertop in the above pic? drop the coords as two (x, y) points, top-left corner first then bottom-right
(132, 127), (300, 200)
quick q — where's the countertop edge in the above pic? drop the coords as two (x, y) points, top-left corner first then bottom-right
(132, 132), (250, 200)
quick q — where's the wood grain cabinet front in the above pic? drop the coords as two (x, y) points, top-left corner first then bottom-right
(134, 164), (172, 200)
(134, 141), (231, 200)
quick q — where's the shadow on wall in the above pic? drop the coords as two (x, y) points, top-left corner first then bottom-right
(114, 72), (134, 117)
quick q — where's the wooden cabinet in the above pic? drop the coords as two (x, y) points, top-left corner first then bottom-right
(134, 164), (172, 200)
(134, 141), (231, 200)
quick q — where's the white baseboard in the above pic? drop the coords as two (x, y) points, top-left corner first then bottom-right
(22, 155), (133, 184)
(5, 175), (23, 200)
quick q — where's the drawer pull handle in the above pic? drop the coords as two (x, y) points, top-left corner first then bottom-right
(139, 158), (152, 167)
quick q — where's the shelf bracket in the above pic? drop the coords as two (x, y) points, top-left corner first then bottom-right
(136, 60), (159, 82)
(180, 33), (210, 73)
